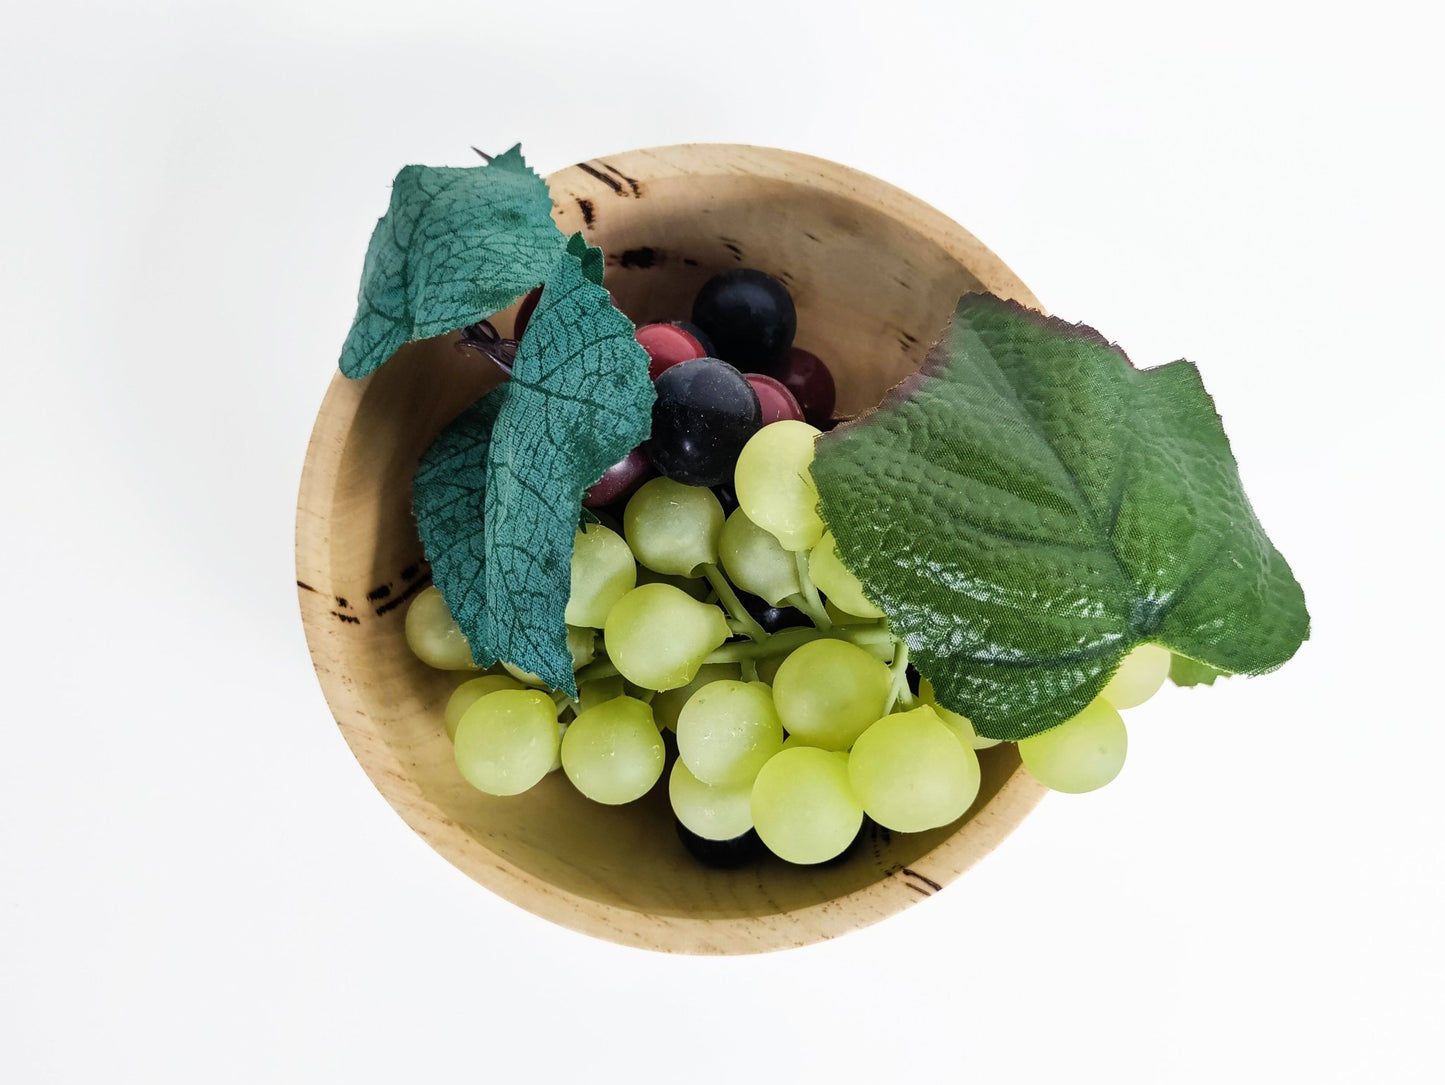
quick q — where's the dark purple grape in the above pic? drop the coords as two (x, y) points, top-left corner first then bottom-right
(675, 819), (765, 868)
(646, 357), (762, 487)
(775, 347), (836, 427)
(691, 269), (796, 373)
(583, 447), (652, 508)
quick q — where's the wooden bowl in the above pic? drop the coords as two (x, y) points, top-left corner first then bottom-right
(296, 144), (1048, 953)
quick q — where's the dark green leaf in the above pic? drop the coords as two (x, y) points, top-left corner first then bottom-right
(1170, 654), (1225, 687)
(340, 145), (563, 379)
(811, 294), (1308, 740)
(480, 248), (654, 695)
(411, 388), (507, 668)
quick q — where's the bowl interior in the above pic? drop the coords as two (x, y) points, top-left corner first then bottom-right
(298, 145), (1046, 952)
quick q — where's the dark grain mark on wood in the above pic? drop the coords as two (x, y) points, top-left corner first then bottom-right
(575, 162), (624, 194)
(576, 197), (596, 226)
(401, 562), (423, 582)
(599, 161), (643, 196)
(366, 584), (392, 602)
(375, 571), (433, 616)
(803, 231), (821, 242)
(619, 246), (660, 269)
(331, 611), (361, 625)
(335, 597), (350, 609)
(682, 257), (699, 267)
(296, 580), (318, 594)
(901, 867), (942, 893)
(903, 882), (931, 897)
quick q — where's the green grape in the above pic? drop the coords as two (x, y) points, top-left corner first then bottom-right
(677, 680), (785, 786)
(560, 696), (665, 804)
(567, 625), (596, 670)
(750, 747), (863, 864)
(848, 706), (981, 832)
(565, 524), (637, 628)
(501, 661), (546, 687)
(650, 662), (742, 731)
(623, 477), (725, 577)
(824, 599), (875, 628)
(771, 638), (892, 750)
(636, 564), (711, 600)
(404, 585), (480, 670)
(669, 759), (754, 841)
(453, 689), (559, 796)
(919, 678), (1001, 750)
(755, 653), (785, 685)
(733, 420), (825, 552)
(579, 674), (627, 713)
(1018, 698), (1128, 793)
(603, 583), (731, 691)
(718, 509), (801, 606)
(780, 732), (816, 751)
(444, 674), (527, 740)
(1100, 643), (1171, 709)
(549, 719), (570, 773)
(808, 531), (885, 619)
(502, 626), (595, 687)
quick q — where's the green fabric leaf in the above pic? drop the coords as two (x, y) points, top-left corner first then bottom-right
(1170, 654), (1225, 687)
(566, 231), (606, 286)
(481, 247), (653, 695)
(340, 145), (564, 379)
(411, 387), (507, 669)
(811, 294), (1308, 741)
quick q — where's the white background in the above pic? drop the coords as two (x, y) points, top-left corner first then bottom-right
(3, 1), (1442, 1081)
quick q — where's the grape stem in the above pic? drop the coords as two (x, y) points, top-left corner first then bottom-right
(884, 640), (913, 714)
(570, 623), (893, 686)
(793, 551), (832, 630)
(701, 563), (768, 642)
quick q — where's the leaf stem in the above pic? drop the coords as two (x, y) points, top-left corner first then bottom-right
(702, 563), (768, 642)
(793, 551), (831, 630)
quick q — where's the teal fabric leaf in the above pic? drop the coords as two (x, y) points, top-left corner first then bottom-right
(340, 145), (564, 379)
(811, 294), (1309, 740)
(411, 387), (507, 668)
(566, 231), (606, 286)
(481, 248), (654, 695)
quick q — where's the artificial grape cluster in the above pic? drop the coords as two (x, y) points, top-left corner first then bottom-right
(406, 268), (1174, 867)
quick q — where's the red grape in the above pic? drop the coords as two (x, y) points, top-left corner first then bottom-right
(635, 323), (706, 380)
(775, 347), (836, 426)
(583, 447), (652, 508)
(744, 373), (805, 425)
